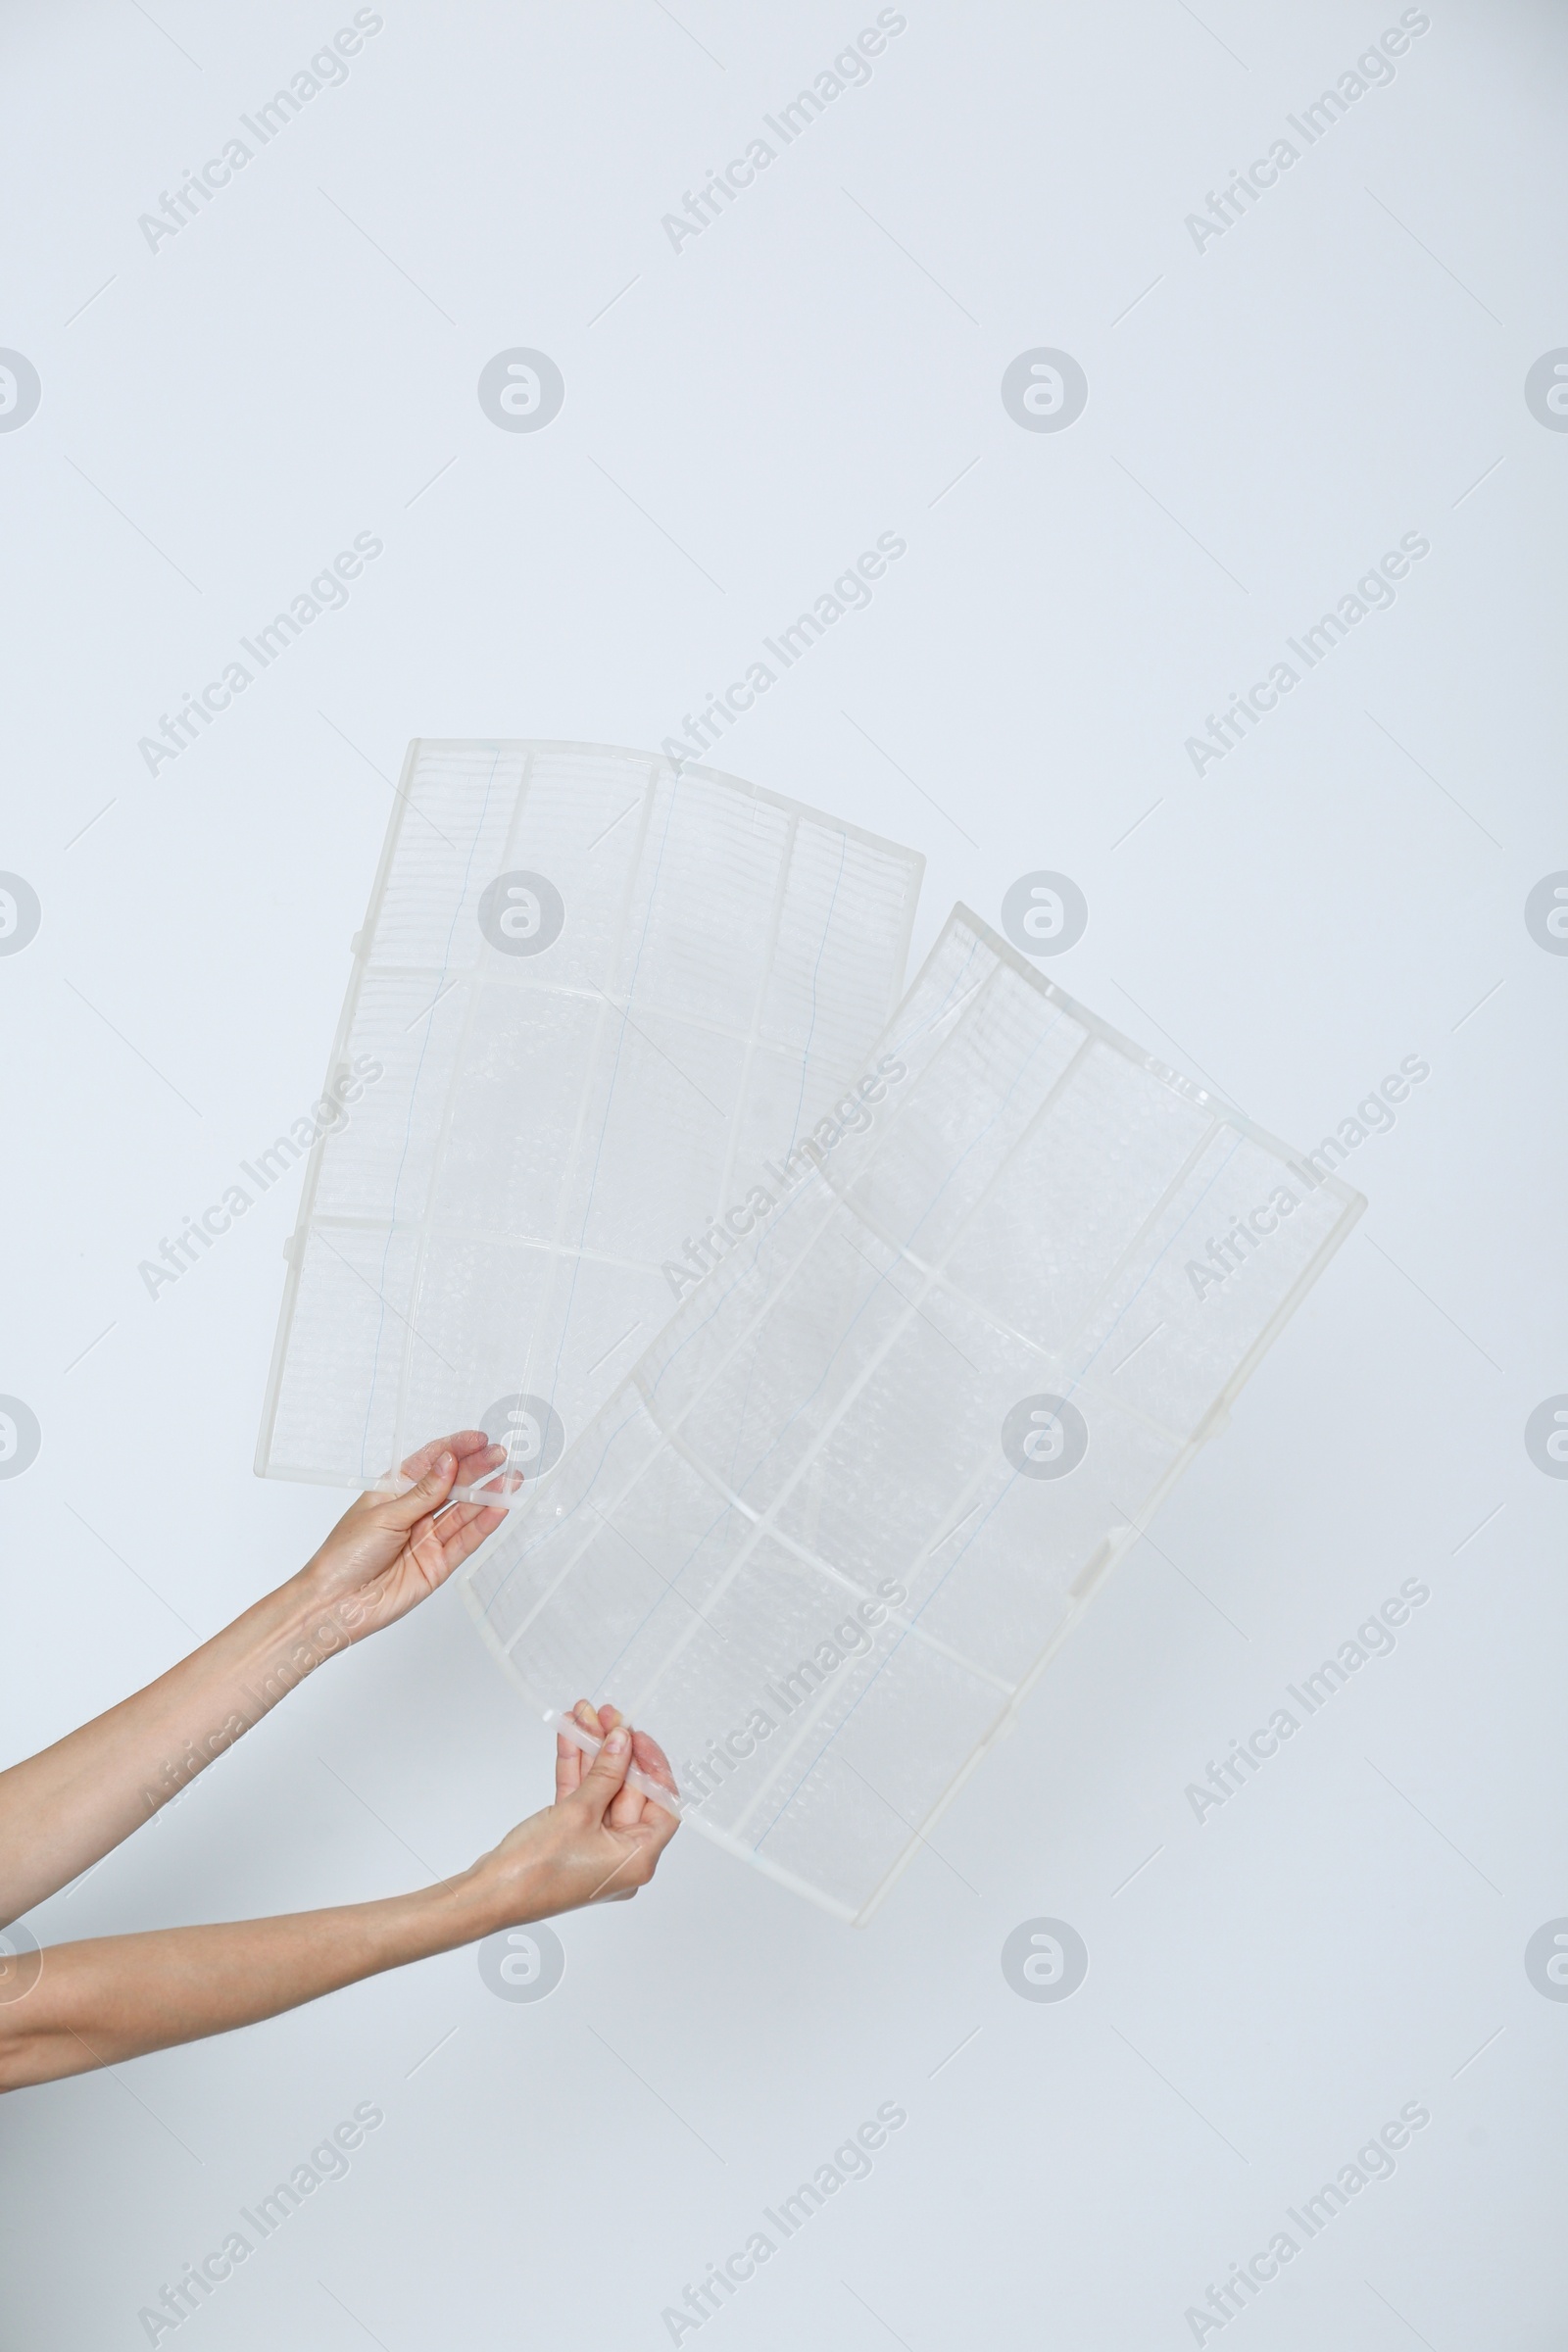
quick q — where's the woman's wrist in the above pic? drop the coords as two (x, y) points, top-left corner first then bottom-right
(462, 1839), (557, 1937)
(277, 1557), (382, 1651)
(233, 1584), (342, 1713)
(396, 1852), (533, 1951)
(164, 1576), (365, 1780)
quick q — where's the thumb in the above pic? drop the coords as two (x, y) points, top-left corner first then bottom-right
(574, 1725), (632, 1821)
(380, 1448), (457, 1525)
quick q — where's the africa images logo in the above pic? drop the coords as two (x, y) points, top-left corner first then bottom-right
(476, 351), (564, 432)
(0, 1398), (42, 1480)
(0, 873), (41, 953)
(1001, 349), (1089, 432)
(0, 351), (42, 432)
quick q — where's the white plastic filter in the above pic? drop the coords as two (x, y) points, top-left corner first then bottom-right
(462, 906), (1366, 1925)
(255, 741), (924, 1494)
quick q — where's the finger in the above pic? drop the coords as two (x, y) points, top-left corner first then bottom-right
(634, 1789), (683, 1858)
(555, 1700), (599, 1799)
(399, 1431), (490, 1480)
(615, 1800), (682, 1884)
(378, 1448), (459, 1531)
(574, 1724), (633, 1823)
(629, 1726), (677, 1796)
(428, 1498), (484, 1542)
(603, 1728), (679, 1827)
(391, 1438), (448, 1486)
(416, 1505), (510, 1580)
(573, 1698), (608, 1770)
(606, 1775), (644, 1830)
(451, 1461), (524, 1530)
(428, 1494), (512, 1572)
(555, 1730), (583, 1799)
(462, 1468), (524, 1519)
(608, 1727), (680, 1831)
(451, 1428), (501, 1465)
(580, 1795), (679, 1902)
(446, 1442), (508, 1499)
(593, 1706), (644, 1828)
(631, 1741), (684, 1845)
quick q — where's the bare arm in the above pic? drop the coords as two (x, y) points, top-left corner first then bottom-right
(0, 1710), (678, 2089)
(0, 1434), (509, 1927)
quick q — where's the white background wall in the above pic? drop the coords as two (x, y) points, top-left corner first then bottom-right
(2, 2), (1566, 2345)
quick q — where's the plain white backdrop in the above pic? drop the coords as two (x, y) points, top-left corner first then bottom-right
(2, 2), (1566, 2344)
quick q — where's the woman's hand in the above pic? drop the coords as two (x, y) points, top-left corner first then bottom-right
(0, 1431), (521, 1923)
(293, 1430), (515, 1645)
(0, 1700), (681, 2089)
(475, 1701), (683, 1920)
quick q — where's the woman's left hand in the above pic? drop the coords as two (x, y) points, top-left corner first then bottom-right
(296, 1431), (515, 1642)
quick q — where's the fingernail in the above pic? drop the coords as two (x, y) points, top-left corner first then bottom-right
(606, 1729), (629, 1755)
(437, 1450), (455, 1474)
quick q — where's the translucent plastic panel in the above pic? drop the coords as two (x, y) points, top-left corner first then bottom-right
(464, 906), (1364, 1924)
(256, 742), (923, 1489)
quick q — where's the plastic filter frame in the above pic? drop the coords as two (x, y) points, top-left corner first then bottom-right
(463, 906), (1366, 1925)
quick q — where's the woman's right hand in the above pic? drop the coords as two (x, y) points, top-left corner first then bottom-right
(474, 1701), (682, 1922)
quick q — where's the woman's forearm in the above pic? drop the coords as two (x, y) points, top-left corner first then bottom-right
(0, 1453), (677, 2100)
(0, 1864), (501, 2089)
(0, 1567), (360, 1925)
(0, 1711), (679, 2093)
(0, 1445), (500, 1928)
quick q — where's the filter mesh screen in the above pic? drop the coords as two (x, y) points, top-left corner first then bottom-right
(464, 908), (1364, 1923)
(255, 740), (924, 1491)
